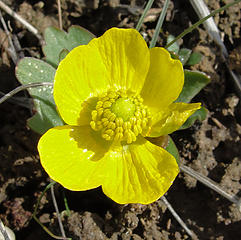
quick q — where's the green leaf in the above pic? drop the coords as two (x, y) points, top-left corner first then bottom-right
(16, 57), (64, 134)
(179, 107), (208, 130)
(166, 35), (180, 55)
(176, 70), (210, 103)
(27, 108), (62, 135)
(43, 25), (95, 68)
(178, 48), (192, 65)
(59, 49), (69, 62)
(165, 136), (180, 165)
(186, 52), (203, 66)
(16, 57), (56, 86)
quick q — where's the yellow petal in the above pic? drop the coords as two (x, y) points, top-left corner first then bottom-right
(101, 137), (179, 204)
(148, 102), (201, 137)
(38, 125), (111, 191)
(141, 47), (184, 112)
(90, 28), (150, 92)
(54, 28), (150, 125)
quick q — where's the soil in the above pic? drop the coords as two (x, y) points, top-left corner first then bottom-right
(0, 0), (241, 239)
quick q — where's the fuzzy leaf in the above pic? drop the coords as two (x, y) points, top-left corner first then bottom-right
(16, 57), (64, 134)
(43, 25), (95, 68)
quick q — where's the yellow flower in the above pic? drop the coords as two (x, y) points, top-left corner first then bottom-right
(38, 28), (200, 204)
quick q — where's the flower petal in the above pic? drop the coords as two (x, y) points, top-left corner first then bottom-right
(148, 102), (201, 137)
(54, 28), (150, 125)
(141, 47), (184, 112)
(54, 44), (107, 125)
(38, 125), (111, 190)
(101, 137), (179, 204)
(90, 28), (150, 92)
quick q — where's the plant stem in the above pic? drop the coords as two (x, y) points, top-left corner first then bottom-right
(165, 0), (241, 49)
(63, 191), (71, 217)
(50, 180), (66, 238)
(136, 0), (155, 32)
(33, 216), (70, 240)
(33, 181), (55, 217)
(189, 0), (228, 57)
(149, 0), (170, 48)
(32, 181), (71, 240)
(0, 82), (53, 105)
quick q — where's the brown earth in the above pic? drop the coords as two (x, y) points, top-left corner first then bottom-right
(0, 0), (241, 239)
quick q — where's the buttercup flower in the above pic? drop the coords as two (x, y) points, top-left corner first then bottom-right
(38, 28), (200, 204)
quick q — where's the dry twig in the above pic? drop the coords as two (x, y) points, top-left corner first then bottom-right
(0, 82), (53, 105)
(189, 0), (241, 95)
(57, 0), (63, 30)
(180, 165), (241, 211)
(0, 0), (42, 41)
(161, 196), (196, 239)
(0, 10), (18, 63)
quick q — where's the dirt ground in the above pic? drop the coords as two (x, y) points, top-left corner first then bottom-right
(0, 0), (241, 239)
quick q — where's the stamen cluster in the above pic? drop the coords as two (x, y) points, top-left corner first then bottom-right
(90, 89), (152, 144)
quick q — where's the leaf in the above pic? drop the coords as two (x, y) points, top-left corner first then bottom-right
(178, 48), (192, 65)
(176, 70), (210, 103)
(165, 136), (180, 165)
(16, 57), (56, 86)
(166, 35), (180, 55)
(179, 107), (208, 130)
(15, 57), (64, 134)
(186, 52), (203, 66)
(43, 25), (95, 68)
(27, 110), (61, 135)
(59, 49), (69, 62)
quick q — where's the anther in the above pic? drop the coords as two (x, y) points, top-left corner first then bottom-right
(97, 108), (104, 116)
(109, 113), (116, 122)
(91, 110), (98, 121)
(90, 88), (152, 143)
(103, 101), (112, 108)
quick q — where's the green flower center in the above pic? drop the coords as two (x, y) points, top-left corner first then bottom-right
(110, 98), (136, 121)
(90, 89), (152, 144)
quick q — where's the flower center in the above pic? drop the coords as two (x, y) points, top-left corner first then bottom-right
(90, 89), (152, 144)
(110, 98), (135, 121)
